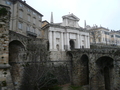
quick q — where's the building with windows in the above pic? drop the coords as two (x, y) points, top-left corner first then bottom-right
(85, 24), (120, 46)
(0, 1), (44, 89)
(42, 13), (90, 51)
(42, 13), (90, 62)
(110, 30), (120, 46)
(0, 1), (120, 90)
(0, 0), (43, 38)
(87, 25), (110, 45)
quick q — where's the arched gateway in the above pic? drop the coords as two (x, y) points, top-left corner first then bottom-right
(96, 56), (114, 90)
(67, 49), (119, 90)
(9, 40), (25, 89)
(69, 40), (75, 50)
(80, 54), (89, 85)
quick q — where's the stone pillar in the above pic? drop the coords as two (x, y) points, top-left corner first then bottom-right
(85, 35), (87, 48)
(79, 34), (82, 48)
(0, 5), (14, 90)
(63, 32), (65, 50)
(89, 59), (105, 90)
(53, 31), (56, 51)
(88, 36), (90, 48)
(49, 31), (53, 51)
(60, 32), (64, 51)
(115, 60), (120, 89)
(113, 35), (116, 44)
(82, 35), (85, 48)
(77, 34), (80, 48)
(64, 32), (67, 50)
(66, 32), (70, 50)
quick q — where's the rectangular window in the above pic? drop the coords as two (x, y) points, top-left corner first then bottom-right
(115, 35), (120, 38)
(33, 12), (36, 15)
(38, 15), (41, 19)
(27, 8), (30, 12)
(27, 26), (30, 31)
(32, 28), (35, 33)
(18, 22), (22, 29)
(98, 38), (101, 42)
(6, 1), (11, 5)
(28, 15), (30, 22)
(19, 3), (23, 7)
(39, 21), (41, 27)
(111, 35), (113, 37)
(104, 31), (109, 35)
(33, 18), (36, 24)
(91, 32), (94, 35)
(19, 10), (23, 18)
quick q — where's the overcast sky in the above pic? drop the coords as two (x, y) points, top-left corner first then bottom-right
(25, 0), (120, 30)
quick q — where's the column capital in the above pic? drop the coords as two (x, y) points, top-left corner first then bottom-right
(49, 30), (53, 32)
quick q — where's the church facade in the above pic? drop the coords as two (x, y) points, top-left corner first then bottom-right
(42, 13), (90, 52)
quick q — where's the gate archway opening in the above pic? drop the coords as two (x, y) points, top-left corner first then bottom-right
(69, 40), (75, 50)
(9, 40), (25, 87)
(80, 54), (89, 85)
(96, 56), (114, 90)
(46, 41), (49, 51)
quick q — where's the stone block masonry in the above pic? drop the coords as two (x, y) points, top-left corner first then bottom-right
(0, 5), (14, 90)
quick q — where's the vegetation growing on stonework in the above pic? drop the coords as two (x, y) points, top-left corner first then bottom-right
(1, 81), (7, 87)
(0, 6), (10, 28)
(20, 39), (70, 90)
(0, 8), (8, 17)
(20, 40), (57, 90)
(68, 85), (82, 90)
(21, 64), (58, 90)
